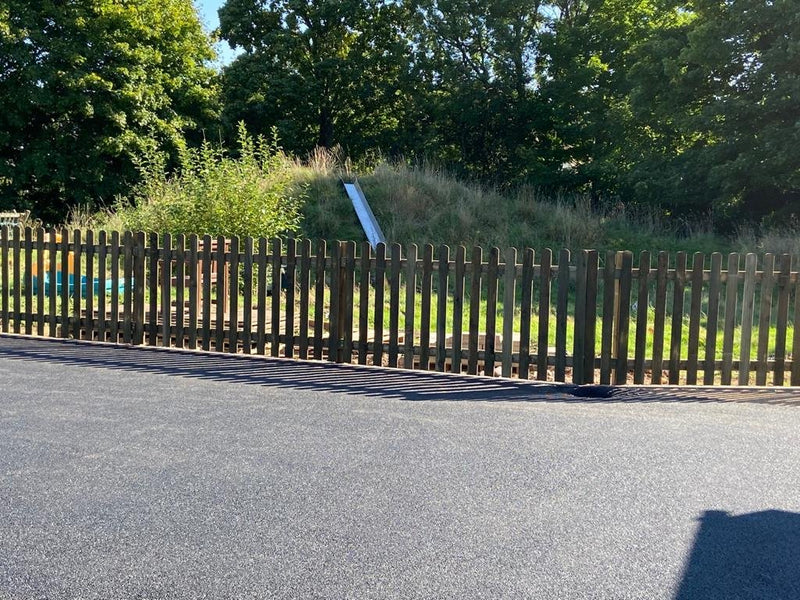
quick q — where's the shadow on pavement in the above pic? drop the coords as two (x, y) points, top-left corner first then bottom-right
(1, 335), (798, 405)
(675, 510), (800, 600)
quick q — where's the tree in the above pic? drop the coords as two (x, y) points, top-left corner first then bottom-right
(626, 0), (800, 224)
(414, 0), (546, 182)
(0, 0), (219, 222)
(535, 0), (686, 201)
(218, 0), (417, 156)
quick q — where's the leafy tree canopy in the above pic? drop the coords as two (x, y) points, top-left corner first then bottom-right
(218, 0), (419, 156)
(625, 0), (800, 224)
(0, 0), (219, 223)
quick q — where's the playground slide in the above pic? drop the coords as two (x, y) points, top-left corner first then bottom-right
(343, 180), (386, 250)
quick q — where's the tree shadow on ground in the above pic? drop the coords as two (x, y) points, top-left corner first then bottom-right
(0, 335), (798, 405)
(675, 509), (800, 600)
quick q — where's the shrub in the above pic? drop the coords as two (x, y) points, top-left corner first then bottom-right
(112, 123), (304, 239)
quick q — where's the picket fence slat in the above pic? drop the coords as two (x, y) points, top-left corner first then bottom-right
(403, 244), (416, 369)
(651, 252), (668, 384)
(452, 246), (466, 374)
(773, 254), (791, 385)
(13, 227), (21, 334)
(484, 247), (499, 376)
(686, 253), (704, 385)
(554, 249), (568, 381)
(387, 243), (401, 367)
(615, 251), (633, 385)
(175, 234), (185, 349)
(467, 246), (482, 376)
(24, 228), (33, 335)
(188, 234), (199, 350)
(298, 239), (311, 360)
(572, 250), (587, 384)
(342, 241), (356, 362)
(162, 233), (172, 348)
(1, 227), (8, 333)
(436, 245), (449, 373)
(792, 270), (800, 386)
(721, 254), (739, 385)
(669, 252), (687, 385)
(109, 231), (120, 342)
(600, 251), (616, 385)
(634, 251), (650, 384)
(584, 250), (599, 382)
(537, 248), (551, 381)
(739, 253), (757, 385)
(420, 244), (433, 370)
(756, 254), (775, 385)
(285, 238), (297, 358)
(373, 243), (386, 366)
(704, 253), (722, 385)
(358, 241), (371, 365)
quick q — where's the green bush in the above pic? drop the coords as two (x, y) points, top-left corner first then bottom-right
(113, 123), (304, 239)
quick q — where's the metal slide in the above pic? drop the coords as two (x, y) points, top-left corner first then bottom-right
(342, 179), (386, 249)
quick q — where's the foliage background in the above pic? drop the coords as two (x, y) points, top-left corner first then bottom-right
(1, 0), (798, 242)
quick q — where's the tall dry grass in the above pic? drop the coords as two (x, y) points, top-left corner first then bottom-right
(291, 148), (735, 255)
(63, 145), (793, 257)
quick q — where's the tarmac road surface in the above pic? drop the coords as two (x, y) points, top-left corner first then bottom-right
(1, 336), (799, 600)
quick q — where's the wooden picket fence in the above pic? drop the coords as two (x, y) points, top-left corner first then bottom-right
(2, 226), (800, 386)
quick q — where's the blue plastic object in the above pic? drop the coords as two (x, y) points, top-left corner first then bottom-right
(31, 273), (128, 296)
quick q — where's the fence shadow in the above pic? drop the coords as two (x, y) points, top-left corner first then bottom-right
(675, 509), (800, 600)
(1, 335), (798, 405)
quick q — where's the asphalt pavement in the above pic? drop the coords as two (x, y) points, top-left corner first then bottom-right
(1, 335), (799, 599)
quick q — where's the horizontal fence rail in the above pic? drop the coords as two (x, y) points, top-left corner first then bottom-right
(2, 226), (800, 386)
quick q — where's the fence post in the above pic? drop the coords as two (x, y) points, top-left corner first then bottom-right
(133, 232), (145, 346)
(583, 250), (599, 384)
(12, 226), (21, 335)
(573, 250), (587, 384)
(1, 226), (8, 333)
(24, 227), (33, 335)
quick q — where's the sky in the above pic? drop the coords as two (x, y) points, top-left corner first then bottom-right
(194, 0), (240, 67)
